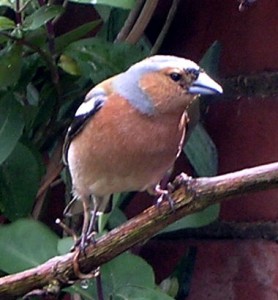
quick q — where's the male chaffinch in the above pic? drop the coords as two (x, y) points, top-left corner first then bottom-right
(63, 55), (222, 245)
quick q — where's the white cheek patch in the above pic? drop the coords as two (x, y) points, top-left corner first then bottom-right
(75, 87), (107, 117)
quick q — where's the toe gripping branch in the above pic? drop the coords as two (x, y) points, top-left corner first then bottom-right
(155, 183), (175, 210)
(56, 173), (194, 280)
(155, 173), (194, 210)
(56, 218), (99, 280)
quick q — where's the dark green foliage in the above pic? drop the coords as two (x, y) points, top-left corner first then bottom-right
(0, 1), (221, 299)
(0, 219), (59, 273)
(0, 0), (147, 221)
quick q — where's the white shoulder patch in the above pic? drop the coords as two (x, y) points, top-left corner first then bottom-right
(75, 87), (107, 117)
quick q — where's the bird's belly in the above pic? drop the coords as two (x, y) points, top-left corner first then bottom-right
(67, 106), (186, 199)
(68, 143), (178, 197)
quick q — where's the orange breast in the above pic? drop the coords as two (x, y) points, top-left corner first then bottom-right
(67, 94), (187, 198)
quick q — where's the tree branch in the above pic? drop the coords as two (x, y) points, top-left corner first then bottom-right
(1, 162), (278, 298)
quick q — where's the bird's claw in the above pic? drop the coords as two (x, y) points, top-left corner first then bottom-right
(69, 226), (97, 256)
(56, 217), (99, 279)
(72, 229), (98, 279)
(173, 173), (192, 186)
(155, 183), (175, 211)
(73, 248), (100, 279)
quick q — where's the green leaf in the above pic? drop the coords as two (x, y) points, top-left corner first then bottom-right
(57, 237), (74, 255)
(0, 219), (59, 274)
(31, 82), (57, 130)
(59, 54), (81, 76)
(160, 277), (179, 298)
(0, 16), (15, 30)
(68, 252), (173, 299)
(184, 122), (218, 177)
(98, 193), (127, 232)
(106, 207), (127, 229)
(163, 247), (197, 299)
(0, 142), (42, 220)
(94, 4), (112, 21)
(55, 20), (101, 54)
(0, 34), (8, 44)
(115, 286), (174, 299)
(0, 3), (14, 10)
(24, 27), (48, 48)
(0, 44), (22, 88)
(15, 53), (42, 90)
(0, 93), (24, 164)
(69, 0), (136, 9)
(63, 37), (148, 84)
(199, 41), (221, 77)
(97, 7), (129, 41)
(160, 204), (220, 233)
(24, 5), (64, 30)
(26, 82), (39, 105)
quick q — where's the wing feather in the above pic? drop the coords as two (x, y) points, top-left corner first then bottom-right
(62, 88), (107, 165)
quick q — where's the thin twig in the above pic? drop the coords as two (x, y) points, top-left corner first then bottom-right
(96, 273), (104, 300)
(125, 0), (159, 44)
(18, 0), (32, 13)
(151, 0), (181, 55)
(33, 140), (64, 219)
(52, 0), (68, 25)
(115, 0), (145, 42)
(36, 0), (63, 145)
(37, 0), (55, 54)
(15, 0), (22, 25)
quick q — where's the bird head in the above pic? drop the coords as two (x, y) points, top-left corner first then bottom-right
(113, 55), (223, 115)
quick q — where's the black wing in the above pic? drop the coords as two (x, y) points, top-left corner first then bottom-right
(63, 89), (106, 165)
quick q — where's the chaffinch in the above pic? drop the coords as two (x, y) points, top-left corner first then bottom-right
(63, 55), (222, 244)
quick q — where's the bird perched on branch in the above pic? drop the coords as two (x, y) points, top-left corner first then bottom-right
(63, 55), (222, 247)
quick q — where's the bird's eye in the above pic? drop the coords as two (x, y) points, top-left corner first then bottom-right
(170, 72), (182, 82)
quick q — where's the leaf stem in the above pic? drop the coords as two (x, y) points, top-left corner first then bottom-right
(15, 0), (22, 25)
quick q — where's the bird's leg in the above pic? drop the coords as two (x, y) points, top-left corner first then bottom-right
(80, 196), (91, 250)
(57, 197), (100, 280)
(71, 198), (103, 279)
(151, 183), (175, 211)
(86, 208), (98, 242)
(73, 248), (100, 279)
(67, 196), (98, 249)
(72, 215), (100, 279)
(87, 195), (111, 240)
(72, 201), (104, 300)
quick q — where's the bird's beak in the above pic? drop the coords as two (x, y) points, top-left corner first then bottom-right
(189, 72), (223, 95)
